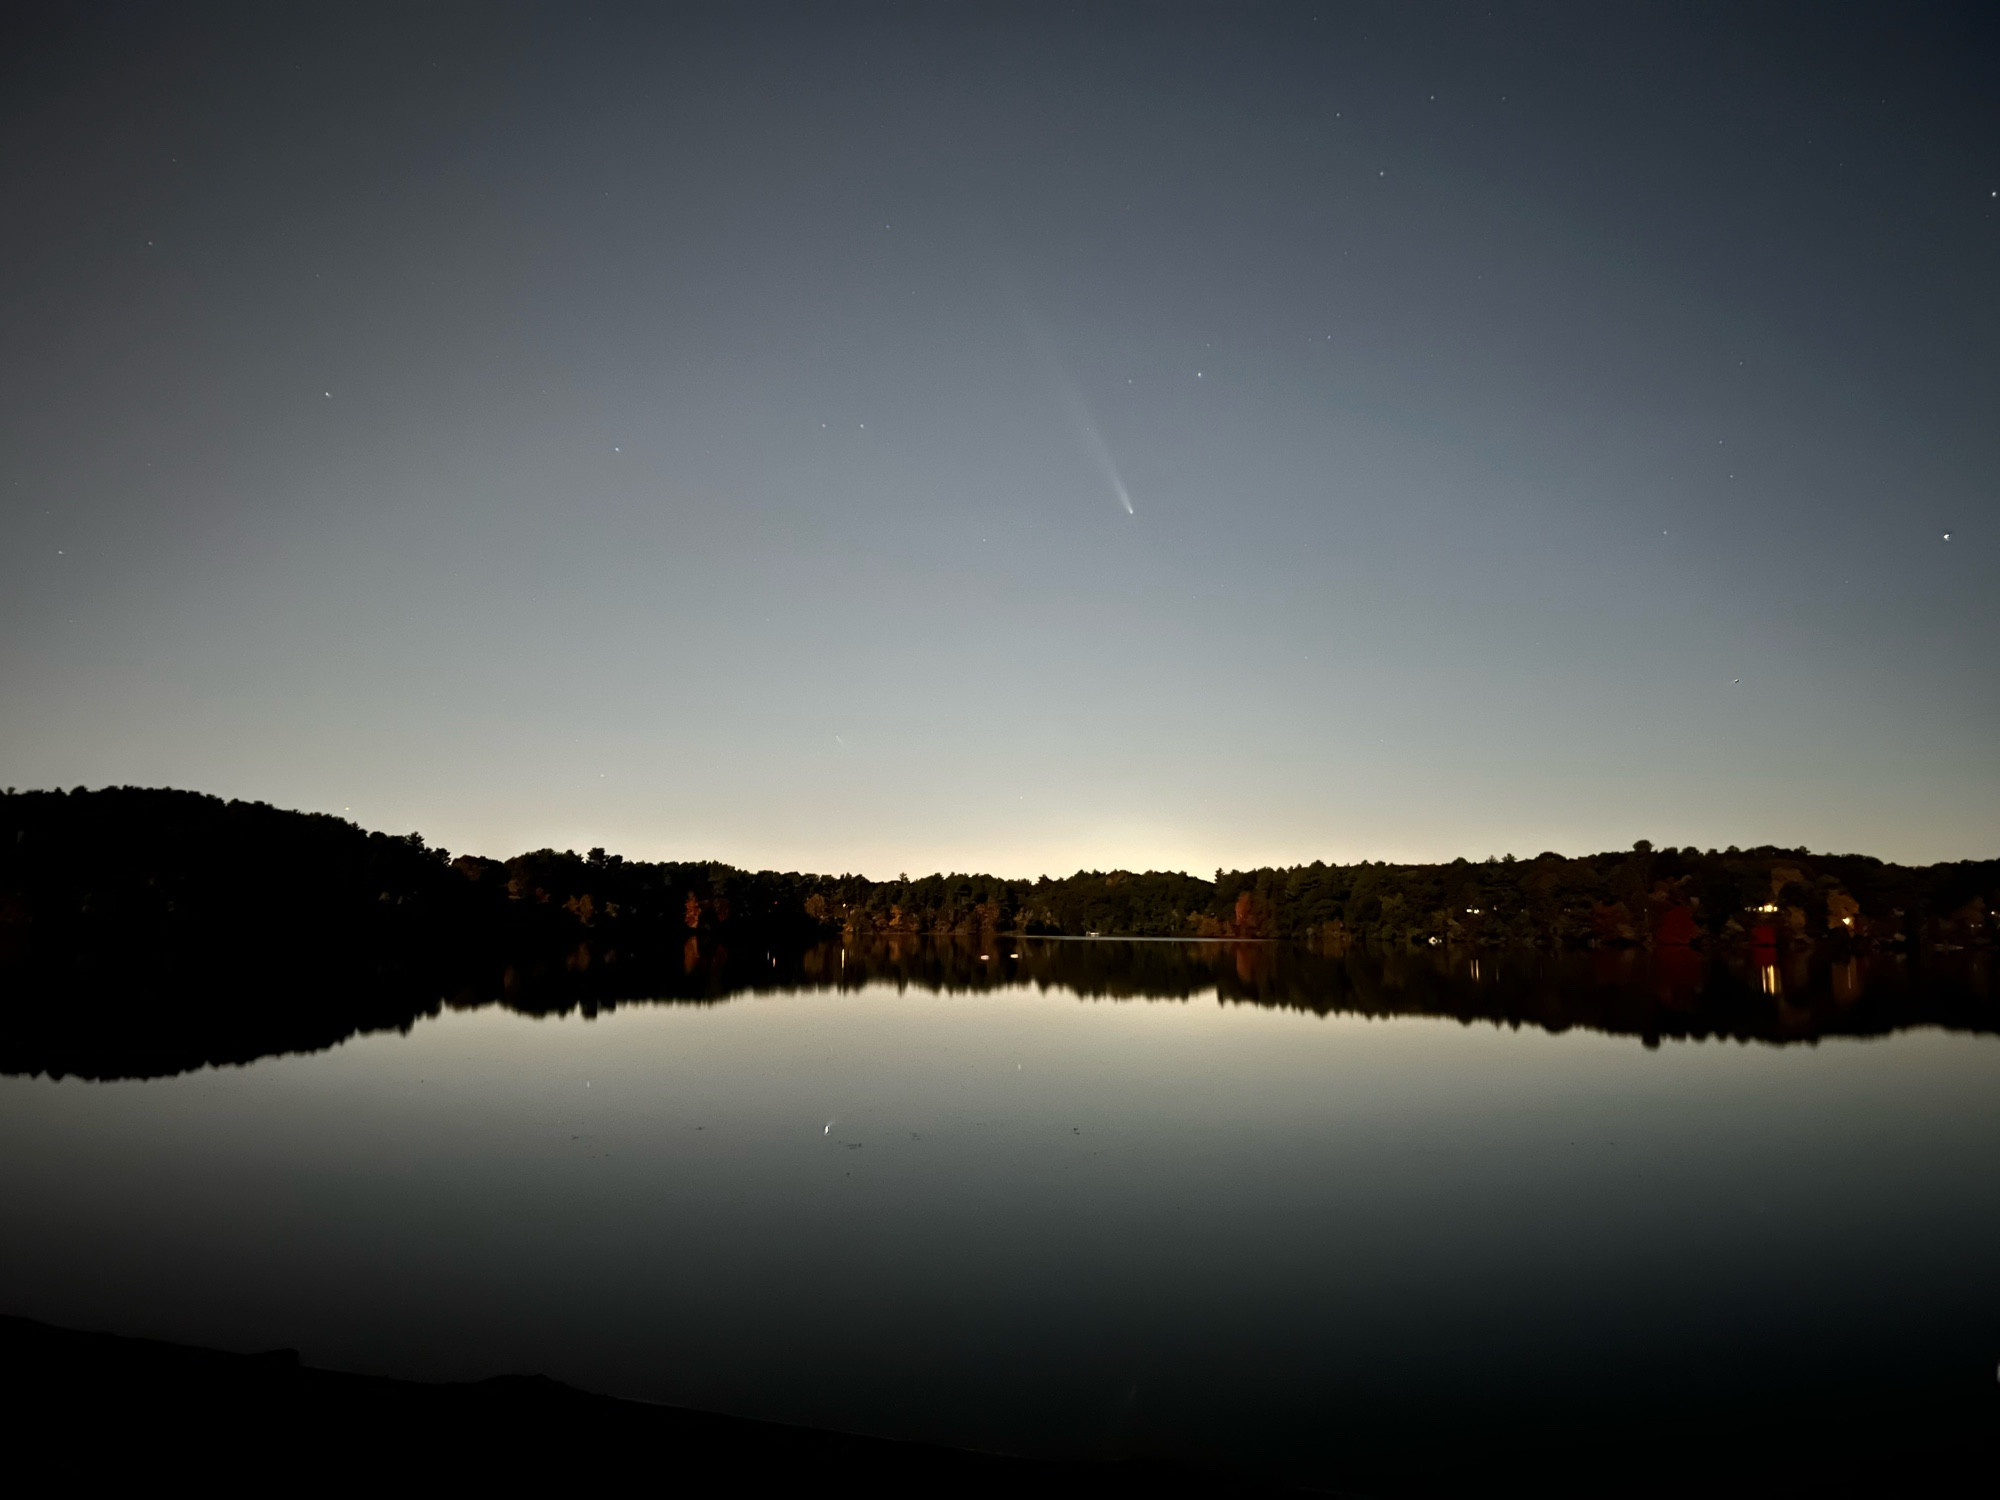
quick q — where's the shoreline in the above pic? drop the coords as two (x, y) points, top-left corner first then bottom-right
(5, 1313), (1992, 1494)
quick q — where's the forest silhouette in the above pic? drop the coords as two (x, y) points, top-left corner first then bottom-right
(2, 786), (1993, 1078)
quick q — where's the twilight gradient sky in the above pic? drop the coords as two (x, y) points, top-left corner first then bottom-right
(2, 2), (1995, 874)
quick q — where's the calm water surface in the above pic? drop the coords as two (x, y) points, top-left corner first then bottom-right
(3, 942), (1997, 1482)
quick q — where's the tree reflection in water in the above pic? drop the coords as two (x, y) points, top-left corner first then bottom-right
(6, 935), (1991, 1082)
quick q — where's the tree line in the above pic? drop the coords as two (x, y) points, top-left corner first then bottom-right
(480, 831), (1997, 956)
(5, 788), (1994, 967)
(2, 787), (1993, 1079)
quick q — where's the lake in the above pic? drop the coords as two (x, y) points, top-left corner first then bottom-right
(3, 940), (1996, 1486)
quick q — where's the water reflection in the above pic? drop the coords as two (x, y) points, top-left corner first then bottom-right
(541, 936), (1995, 1055)
(7, 936), (1992, 1080)
(3, 940), (1997, 1488)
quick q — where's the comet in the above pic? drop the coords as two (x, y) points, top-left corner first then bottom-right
(1072, 408), (1136, 515)
(1018, 307), (1136, 517)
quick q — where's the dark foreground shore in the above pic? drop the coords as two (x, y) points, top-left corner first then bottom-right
(3, 1314), (1992, 1495)
(0, 1314), (1285, 1495)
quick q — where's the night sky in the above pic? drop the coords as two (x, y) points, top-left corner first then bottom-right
(3, 3), (1994, 874)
